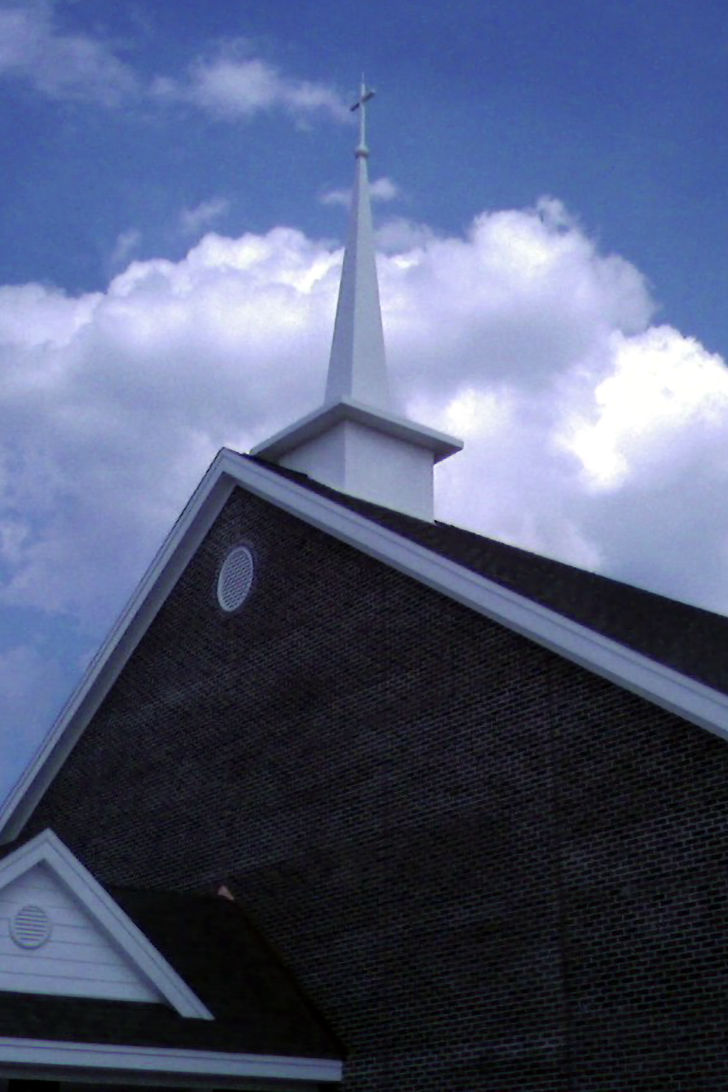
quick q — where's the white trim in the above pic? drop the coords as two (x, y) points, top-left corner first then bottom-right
(0, 830), (213, 1019)
(0, 1036), (342, 1084)
(2, 448), (728, 842)
(250, 395), (463, 463)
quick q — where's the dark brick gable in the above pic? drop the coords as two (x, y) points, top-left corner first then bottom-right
(28, 484), (728, 1091)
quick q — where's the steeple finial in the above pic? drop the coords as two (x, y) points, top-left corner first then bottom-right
(351, 78), (375, 158)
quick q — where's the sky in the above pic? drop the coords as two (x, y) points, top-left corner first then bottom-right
(2, 0), (728, 800)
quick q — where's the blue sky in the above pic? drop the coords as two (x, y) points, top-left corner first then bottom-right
(4, 0), (728, 346)
(2, 0), (728, 798)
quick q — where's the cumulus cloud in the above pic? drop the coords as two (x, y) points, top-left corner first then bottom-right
(3, 200), (728, 796)
(0, 0), (138, 105)
(179, 197), (230, 237)
(151, 44), (348, 122)
(0, 228), (341, 630)
(321, 176), (401, 207)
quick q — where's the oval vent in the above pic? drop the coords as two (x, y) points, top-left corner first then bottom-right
(217, 545), (255, 612)
(11, 904), (52, 949)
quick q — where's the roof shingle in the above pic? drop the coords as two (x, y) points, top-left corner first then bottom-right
(254, 455), (728, 695)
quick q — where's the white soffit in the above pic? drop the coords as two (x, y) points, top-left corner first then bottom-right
(0, 830), (212, 1019)
(2, 448), (728, 843)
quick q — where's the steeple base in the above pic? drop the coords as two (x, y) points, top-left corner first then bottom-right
(251, 398), (463, 522)
(281, 417), (438, 520)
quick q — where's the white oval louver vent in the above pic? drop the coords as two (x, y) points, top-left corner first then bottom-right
(217, 545), (255, 612)
(11, 904), (52, 949)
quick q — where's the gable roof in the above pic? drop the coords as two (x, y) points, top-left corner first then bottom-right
(2, 446), (727, 843)
(268, 460), (728, 694)
(0, 883), (343, 1060)
(0, 833), (343, 1085)
(0, 829), (212, 1018)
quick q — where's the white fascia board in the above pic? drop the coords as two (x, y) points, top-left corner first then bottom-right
(2, 447), (728, 843)
(0, 1037), (342, 1085)
(250, 396), (463, 463)
(0, 829), (213, 1020)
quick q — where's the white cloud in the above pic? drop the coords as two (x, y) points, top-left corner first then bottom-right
(321, 176), (401, 207)
(0, 9), (345, 128)
(0, 643), (67, 792)
(3, 200), (728, 793)
(0, 0), (138, 105)
(370, 177), (400, 202)
(319, 187), (352, 208)
(179, 197), (230, 237)
(110, 228), (142, 270)
(559, 327), (728, 490)
(0, 227), (341, 629)
(152, 45), (348, 122)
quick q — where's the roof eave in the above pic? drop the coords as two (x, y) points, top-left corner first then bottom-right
(0, 1037), (342, 1086)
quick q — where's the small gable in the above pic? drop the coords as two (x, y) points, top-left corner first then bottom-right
(0, 830), (211, 1018)
(0, 860), (162, 1003)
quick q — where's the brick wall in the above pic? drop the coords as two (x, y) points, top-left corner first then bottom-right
(29, 485), (728, 1091)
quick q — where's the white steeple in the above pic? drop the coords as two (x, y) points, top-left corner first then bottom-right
(252, 82), (462, 522)
(325, 82), (389, 408)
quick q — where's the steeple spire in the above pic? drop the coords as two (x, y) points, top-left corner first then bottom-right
(251, 82), (463, 522)
(325, 81), (389, 408)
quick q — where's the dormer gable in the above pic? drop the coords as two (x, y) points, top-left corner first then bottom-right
(0, 828), (212, 1018)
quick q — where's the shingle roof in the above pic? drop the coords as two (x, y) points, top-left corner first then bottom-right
(253, 456), (728, 696)
(0, 875), (342, 1058)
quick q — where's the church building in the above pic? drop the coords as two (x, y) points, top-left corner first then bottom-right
(0, 87), (727, 1091)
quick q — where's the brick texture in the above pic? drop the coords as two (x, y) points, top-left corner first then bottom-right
(28, 486), (728, 1091)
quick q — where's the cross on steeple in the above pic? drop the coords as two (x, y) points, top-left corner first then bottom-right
(351, 79), (375, 157)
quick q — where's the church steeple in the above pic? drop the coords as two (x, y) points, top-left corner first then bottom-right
(325, 82), (389, 409)
(252, 83), (463, 522)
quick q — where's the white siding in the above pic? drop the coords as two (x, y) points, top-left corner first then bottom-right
(0, 863), (161, 1002)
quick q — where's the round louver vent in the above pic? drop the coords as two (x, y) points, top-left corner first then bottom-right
(10, 904), (52, 949)
(217, 545), (255, 612)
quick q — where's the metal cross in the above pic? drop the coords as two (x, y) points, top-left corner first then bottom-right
(351, 79), (375, 155)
